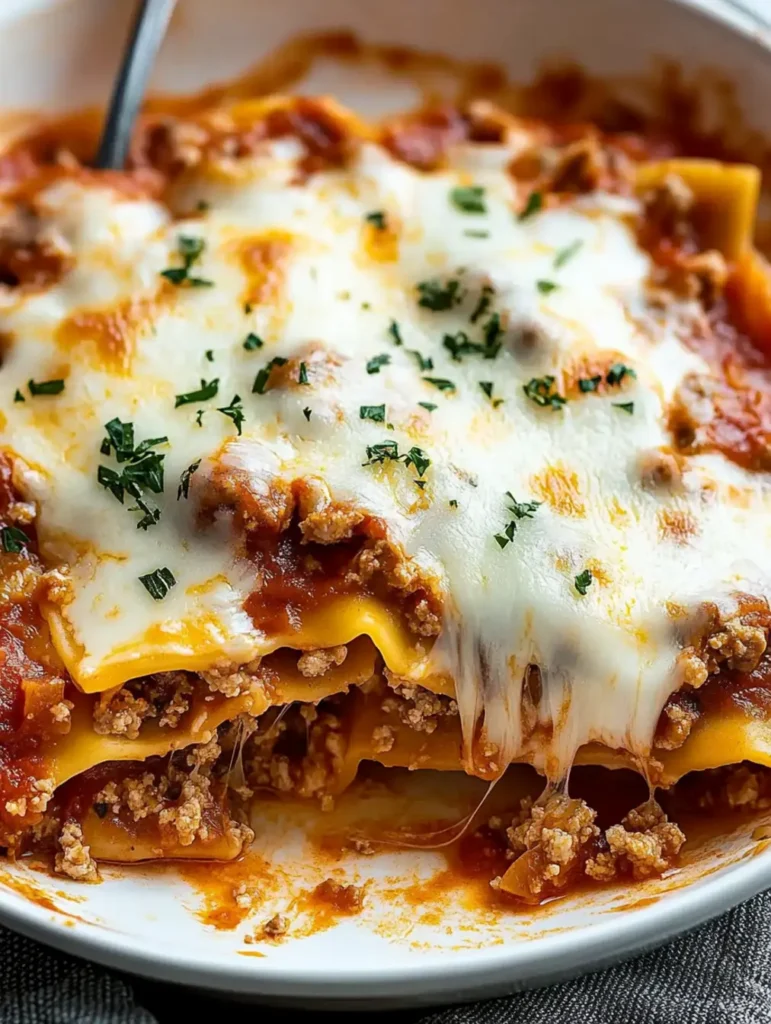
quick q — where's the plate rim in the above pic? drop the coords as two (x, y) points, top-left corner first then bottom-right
(0, 844), (768, 1002)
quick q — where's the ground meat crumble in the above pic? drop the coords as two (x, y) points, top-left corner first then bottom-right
(491, 792), (684, 900)
(382, 669), (459, 734)
(54, 821), (99, 882)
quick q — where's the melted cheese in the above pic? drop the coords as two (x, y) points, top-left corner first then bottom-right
(2, 112), (771, 780)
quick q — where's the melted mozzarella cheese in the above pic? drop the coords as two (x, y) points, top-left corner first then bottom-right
(2, 134), (771, 775)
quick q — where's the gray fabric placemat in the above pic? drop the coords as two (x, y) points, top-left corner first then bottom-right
(2, 890), (771, 1024)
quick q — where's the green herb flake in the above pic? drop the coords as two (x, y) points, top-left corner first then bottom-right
(443, 330), (481, 362)
(28, 379), (64, 396)
(613, 401), (635, 414)
(578, 376), (602, 393)
(606, 363), (637, 386)
(418, 402), (437, 413)
(366, 353), (391, 375)
(360, 404), (386, 423)
(416, 278), (463, 312)
(494, 491), (542, 549)
(139, 567), (176, 601)
(303, 407), (312, 421)
(554, 239), (584, 268)
(205, 350), (215, 363)
(160, 235), (213, 288)
(365, 210), (387, 230)
(422, 377), (457, 393)
(574, 569), (593, 595)
(217, 395), (245, 435)
(1, 525), (29, 553)
(298, 362), (309, 385)
(177, 460), (201, 500)
(244, 302), (253, 315)
(243, 333), (263, 351)
(523, 376), (566, 410)
(470, 285), (494, 324)
(479, 381), (503, 408)
(449, 499), (458, 508)
(252, 356), (288, 394)
(174, 378), (219, 408)
(195, 410), (205, 427)
(196, 199), (210, 213)
(13, 390), (24, 403)
(536, 279), (558, 295)
(388, 320), (403, 347)
(450, 185), (487, 214)
(362, 440), (431, 487)
(408, 349), (434, 372)
(97, 422), (167, 529)
(519, 191), (543, 221)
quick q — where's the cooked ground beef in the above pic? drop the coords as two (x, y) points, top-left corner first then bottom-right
(54, 821), (99, 882)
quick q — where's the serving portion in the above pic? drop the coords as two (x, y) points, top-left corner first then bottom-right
(0, 90), (770, 905)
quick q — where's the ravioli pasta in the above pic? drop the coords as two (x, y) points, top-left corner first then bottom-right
(0, 93), (770, 898)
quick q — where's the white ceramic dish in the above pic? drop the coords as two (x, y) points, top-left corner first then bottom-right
(2, 0), (771, 1007)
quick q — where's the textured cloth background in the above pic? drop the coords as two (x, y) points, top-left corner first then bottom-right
(2, 891), (771, 1023)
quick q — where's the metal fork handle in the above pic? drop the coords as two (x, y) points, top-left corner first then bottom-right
(94, 0), (177, 170)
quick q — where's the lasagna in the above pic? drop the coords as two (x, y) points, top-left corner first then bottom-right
(0, 92), (770, 902)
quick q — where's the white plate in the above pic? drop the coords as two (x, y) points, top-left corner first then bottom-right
(2, 0), (771, 1007)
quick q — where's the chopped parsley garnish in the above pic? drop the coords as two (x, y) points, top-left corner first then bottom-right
(536, 279), (558, 295)
(360, 404), (386, 423)
(470, 285), (494, 324)
(195, 410), (205, 427)
(422, 377), (456, 393)
(494, 491), (542, 548)
(606, 363), (637, 386)
(28, 378), (64, 396)
(139, 567), (176, 601)
(418, 402), (437, 413)
(443, 330), (481, 362)
(388, 320), (403, 347)
(1, 525), (29, 553)
(303, 407), (312, 421)
(160, 235), (213, 287)
(613, 401), (635, 414)
(519, 191), (543, 221)
(243, 333), (263, 351)
(464, 229), (490, 239)
(177, 460), (201, 500)
(252, 356), (287, 394)
(449, 499), (458, 508)
(523, 376), (566, 410)
(407, 349), (434, 372)
(298, 362), (309, 385)
(174, 378), (219, 408)
(574, 569), (593, 595)
(217, 395), (245, 435)
(362, 441), (430, 488)
(450, 185), (486, 214)
(482, 313), (503, 358)
(366, 210), (387, 230)
(554, 239), (583, 268)
(97, 420), (167, 530)
(479, 381), (503, 408)
(366, 353), (391, 375)
(416, 278), (463, 312)
(205, 349), (214, 362)
(13, 390), (24, 403)
(196, 199), (210, 212)
(244, 302), (253, 314)
(93, 801), (109, 819)
(579, 376), (602, 393)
